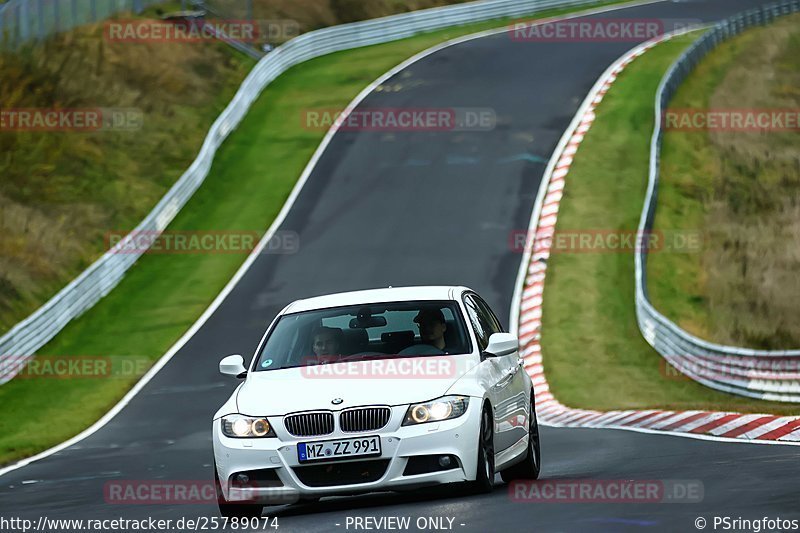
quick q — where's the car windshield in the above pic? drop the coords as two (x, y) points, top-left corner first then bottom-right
(253, 300), (471, 371)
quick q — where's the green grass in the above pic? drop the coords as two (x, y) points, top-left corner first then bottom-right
(0, 7), (256, 336)
(649, 15), (800, 349)
(0, 0), (630, 466)
(539, 32), (798, 416)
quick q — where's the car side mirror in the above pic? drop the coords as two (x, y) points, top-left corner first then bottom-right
(482, 333), (518, 359)
(219, 354), (247, 378)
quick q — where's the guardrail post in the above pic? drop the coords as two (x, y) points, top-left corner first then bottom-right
(19, 0), (29, 42)
(54, 0), (60, 32)
(36, 0), (44, 40)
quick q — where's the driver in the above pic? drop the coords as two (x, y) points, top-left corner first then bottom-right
(311, 326), (343, 362)
(413, 308), (448, 352)
(400, 308), (447, 355)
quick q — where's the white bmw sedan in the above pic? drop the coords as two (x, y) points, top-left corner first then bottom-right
(212, 286), (540, 517)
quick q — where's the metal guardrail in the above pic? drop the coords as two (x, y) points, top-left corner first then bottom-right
(636, 0), (800, 402)
(0, 0), (605, 384)
(0, 0), (165, 48)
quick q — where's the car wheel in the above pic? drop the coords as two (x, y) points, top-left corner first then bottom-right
(468, 406), (495, 494)
(500, 396), (541, 482)
(214, 463), (264, 518)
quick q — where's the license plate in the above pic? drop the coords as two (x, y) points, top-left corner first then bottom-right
(297, 435), (381, 463)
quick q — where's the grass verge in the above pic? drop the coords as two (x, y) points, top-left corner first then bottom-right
(540, 32), (798, 416)
(0, 0), (479, 338)
(0, 5), (256, 335)
(649, 14), (800, 349)
(0, 0), (629, 466)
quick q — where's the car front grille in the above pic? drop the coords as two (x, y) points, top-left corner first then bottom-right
(339, 406), (391, 433)
(284, 412), (334, 437)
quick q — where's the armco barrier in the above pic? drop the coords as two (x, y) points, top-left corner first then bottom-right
(0, 0), (165, 49)
(635, 0), (800, 401)
(515, 30), (800, 442)
(0, 0), (607, 384)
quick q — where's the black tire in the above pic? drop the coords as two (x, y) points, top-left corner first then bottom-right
(467, 406), (495, 494)
(214, 464), (264, 518)
(500, 396), (541, 482)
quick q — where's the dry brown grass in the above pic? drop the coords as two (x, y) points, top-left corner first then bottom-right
(703, 16), (800, 348)
(651, 14), (800, 349)
(0, 17), (254, 334)
(0, 0), (476, 336)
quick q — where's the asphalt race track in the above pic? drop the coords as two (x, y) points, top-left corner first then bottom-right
(1, 0), (798, 531)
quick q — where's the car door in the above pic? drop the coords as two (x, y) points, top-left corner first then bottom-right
(471, 294), (528, 453)
(463, 293), (517, 454)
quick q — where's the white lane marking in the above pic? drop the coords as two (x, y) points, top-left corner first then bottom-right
(0, 0), (671, 479)
(507, 25), (800, 447)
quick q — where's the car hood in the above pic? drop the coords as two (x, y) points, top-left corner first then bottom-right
(236, 354), (478, 415)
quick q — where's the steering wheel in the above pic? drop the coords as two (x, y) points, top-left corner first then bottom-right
(399, 344), (445, 355)
(338, 351), (384, 361)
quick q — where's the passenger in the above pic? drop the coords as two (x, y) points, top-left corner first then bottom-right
(311, 326), (343, 362)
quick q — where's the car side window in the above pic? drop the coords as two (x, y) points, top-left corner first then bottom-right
(463, 294), (493, 351)
(473, 295), (504, 334)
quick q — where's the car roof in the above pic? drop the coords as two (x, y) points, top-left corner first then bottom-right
(283, 286), (472, 314)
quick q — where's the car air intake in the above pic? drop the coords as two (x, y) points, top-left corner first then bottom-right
(284, 412), (334, 437)
(293, 459), (390, 487)
(339, 407), (391, 433)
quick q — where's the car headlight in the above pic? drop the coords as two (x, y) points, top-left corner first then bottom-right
(221, 415), (276, 438)
(402, 396), (469, 426)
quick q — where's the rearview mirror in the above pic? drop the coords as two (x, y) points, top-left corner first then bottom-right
(349, 316), (387, 329)
(219, 354), (247, 378)
(482, 333), (518, 358)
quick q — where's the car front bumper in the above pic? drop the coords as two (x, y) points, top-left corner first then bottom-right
(212, 400), (482, 504)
